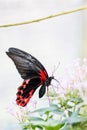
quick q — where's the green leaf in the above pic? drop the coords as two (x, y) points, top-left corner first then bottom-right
(60, 124), (70, 130)
(68, 97), (83, 104)
(62, 111), (83, 124)
(44, 118), (64, 130)
(32, 104), (62, 115)
(29, 116), (44, 121)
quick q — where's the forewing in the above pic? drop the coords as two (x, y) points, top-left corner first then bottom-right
(16, 78), (41, 107)
(6, 48), (48, 79)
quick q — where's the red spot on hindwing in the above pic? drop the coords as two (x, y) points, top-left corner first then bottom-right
(16, 80), (35, 107)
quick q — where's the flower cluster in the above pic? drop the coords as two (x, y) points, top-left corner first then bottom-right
(49, 58), (87, 102)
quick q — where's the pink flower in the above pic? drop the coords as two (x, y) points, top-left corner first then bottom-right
(53, 58), (87, 102)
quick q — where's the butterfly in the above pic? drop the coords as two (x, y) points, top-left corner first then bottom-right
(6, 48), (54, 107)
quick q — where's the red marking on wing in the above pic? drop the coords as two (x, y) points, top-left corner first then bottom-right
(16, 80), (35, 107)
(39, 70), (47, 83)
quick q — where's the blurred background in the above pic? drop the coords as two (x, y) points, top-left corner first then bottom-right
(0, 0), (87, 129)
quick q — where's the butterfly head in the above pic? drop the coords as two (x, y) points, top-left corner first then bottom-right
(46, 76), (54, 87)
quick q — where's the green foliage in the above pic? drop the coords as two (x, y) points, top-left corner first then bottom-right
(20, 89), (87, 130)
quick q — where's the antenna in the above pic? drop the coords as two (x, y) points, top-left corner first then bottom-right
(52, 62), (60, 76)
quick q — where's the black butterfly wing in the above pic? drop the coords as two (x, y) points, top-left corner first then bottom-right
(6, 47), (48, 80)
(6, 48), (49, 107)
(39, 83), (46, 98)
(16, 78), (41, 107)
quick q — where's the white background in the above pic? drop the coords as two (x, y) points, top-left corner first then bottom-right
(0, 0), (86, 129)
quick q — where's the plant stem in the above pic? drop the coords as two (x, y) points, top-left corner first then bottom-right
(0, 5), (87, 28)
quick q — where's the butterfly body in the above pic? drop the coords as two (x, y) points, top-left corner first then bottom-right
(6, 48), (54, 107)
